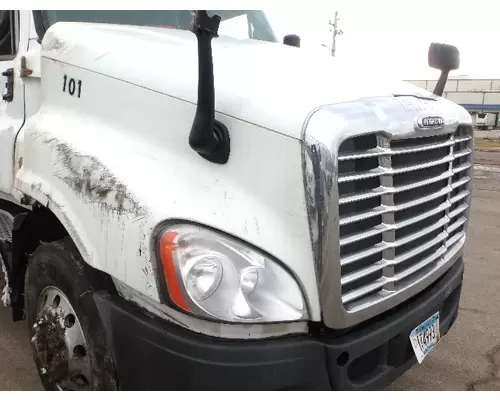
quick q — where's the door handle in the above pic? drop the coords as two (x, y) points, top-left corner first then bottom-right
(2, 68), (14, 102)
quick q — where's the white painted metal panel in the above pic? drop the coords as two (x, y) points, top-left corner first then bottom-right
(39, 22), (434, 141)
(491, 80), (500, 91)
(444, 80), (459, 92)
(16, 55), (323, 321)
(426, 80), (437, 91)
(484, 92), (500, 105)
(425, 80), (457, 92)
(457, 79), (492, 92)
(446, 92), (484, 104)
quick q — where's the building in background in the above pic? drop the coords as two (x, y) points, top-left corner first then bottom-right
(406, 77), (500, 130)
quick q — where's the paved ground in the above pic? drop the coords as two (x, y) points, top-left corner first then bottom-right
(475, 151), (500, 167)
(1, 153), (500, 391)
(0, 297), (42, 390)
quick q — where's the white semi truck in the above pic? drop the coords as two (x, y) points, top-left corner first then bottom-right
(474, 112), (497, 130)
(0, 10), (473, 390)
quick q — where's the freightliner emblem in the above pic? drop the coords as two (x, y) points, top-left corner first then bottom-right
(418, 116), (445, 128)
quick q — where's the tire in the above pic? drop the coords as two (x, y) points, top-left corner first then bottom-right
(25, 238), (117, 391)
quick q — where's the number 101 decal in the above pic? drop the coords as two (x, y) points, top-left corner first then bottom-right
(62, 74), (82, 98)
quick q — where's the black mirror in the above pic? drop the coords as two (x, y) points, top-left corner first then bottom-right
(428, 43), (460, 71)
(283, 34), (300, 48)
(428, 43), (460, 97)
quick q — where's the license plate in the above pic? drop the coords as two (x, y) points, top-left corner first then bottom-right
(409, 312), (441, 364)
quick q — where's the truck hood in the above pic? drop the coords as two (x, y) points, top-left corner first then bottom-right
(42, 22), (438, 139)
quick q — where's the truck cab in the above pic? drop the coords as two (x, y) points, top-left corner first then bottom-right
(0, 10), (473, 390)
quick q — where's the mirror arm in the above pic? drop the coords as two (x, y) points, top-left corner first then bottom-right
(188, 10), (230, 164)
(433, 69), (450, 97)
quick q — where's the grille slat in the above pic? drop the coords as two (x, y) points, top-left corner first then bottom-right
(342, 279), (386, 303)
(341, 242), (388, 266)
(338, 167), (386, 183)
(339, 170), (455, 206)
(339, 187), (452, 226)
(394, 216), (449, 247)
(341, 216), (450, 270)
(343, 245), (450, 309)
(339, 224), (387, 246)
(338, 138), (454, 161)
(394, 170), (453, 193)
(339, 187), (386, 205)
(451, 176), (471, 189)
(446, 231), (465, 248)
(338, 128), (472, 308)
(446, 216), (467, 233)
(338, 155), (454, 183)
(450, 190), (470, 205)
(454, 134), (472, 143)
(454, 148), (472, 158)
(338, 148), (385, 161)
(392, 186), (452, 212)
(393, 246), (448, 282)
(453, 162), (472, 174)
(394, 201), (450, 230)
(340, 223), (450, 287)
(340, 206), (386, 226)
(341, 260), (387, 285)
(394, 231), (448, 265)
(392, 155), (454, 174)
(448, 203), (468, 219)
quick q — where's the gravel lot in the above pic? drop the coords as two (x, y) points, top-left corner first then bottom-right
(1, 155), (500, 391)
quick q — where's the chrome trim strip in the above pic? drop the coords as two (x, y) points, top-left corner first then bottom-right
(302, 95), (473, 329)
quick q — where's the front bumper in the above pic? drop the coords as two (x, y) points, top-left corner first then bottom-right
(94, 258), (463, 390)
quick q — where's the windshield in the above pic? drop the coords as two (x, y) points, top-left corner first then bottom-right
(39, 10), (277, 43)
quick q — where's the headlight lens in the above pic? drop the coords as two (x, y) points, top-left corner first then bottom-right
(158, 224), (308, 323)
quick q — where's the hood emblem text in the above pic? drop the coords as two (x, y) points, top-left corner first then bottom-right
(418, 116), (444, 128)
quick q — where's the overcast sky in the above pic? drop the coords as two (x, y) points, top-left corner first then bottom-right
(265, 0), (500, 80)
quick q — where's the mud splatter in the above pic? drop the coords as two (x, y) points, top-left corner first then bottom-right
(1, 254), (11, 307)
(44, 138), (145, 217)
(31, 311), (68, 386)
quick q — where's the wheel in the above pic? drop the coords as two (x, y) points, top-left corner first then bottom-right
(25, 238), (117, 390)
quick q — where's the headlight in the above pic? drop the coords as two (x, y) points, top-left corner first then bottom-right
(158, 224), (308, 323)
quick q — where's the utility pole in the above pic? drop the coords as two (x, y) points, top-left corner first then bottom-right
(328, 11), (343, 57)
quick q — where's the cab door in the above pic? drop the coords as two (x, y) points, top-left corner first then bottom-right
(0, 10), (27, 194)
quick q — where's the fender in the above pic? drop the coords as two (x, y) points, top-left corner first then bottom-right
(11, 50), (322, 322)
(13, 111), (159, 304)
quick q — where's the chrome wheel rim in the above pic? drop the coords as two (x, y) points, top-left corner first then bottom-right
(33, 286), (91, 390)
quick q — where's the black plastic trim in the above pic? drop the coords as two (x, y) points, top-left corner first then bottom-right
(94, 257), (464, 390)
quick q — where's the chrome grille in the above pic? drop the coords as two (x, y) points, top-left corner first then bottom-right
(337, 128), (472, 309)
